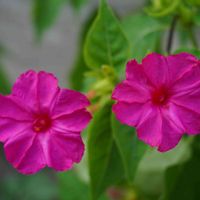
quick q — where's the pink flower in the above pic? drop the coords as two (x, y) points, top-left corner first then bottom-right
(0, 70), (92, 174)
(112, 53), (200, 152)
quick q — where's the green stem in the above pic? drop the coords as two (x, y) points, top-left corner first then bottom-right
(166, 15), (178, 54)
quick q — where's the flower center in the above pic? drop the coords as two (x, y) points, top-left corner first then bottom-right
(32, 114), (52, 133)
(151, 86), (170, 106)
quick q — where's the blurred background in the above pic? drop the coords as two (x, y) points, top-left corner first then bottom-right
(0, 0), (144, 86)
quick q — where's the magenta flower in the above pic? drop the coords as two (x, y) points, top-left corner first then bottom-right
(0, 70), (92, 174)
(112, 53), (200, 152)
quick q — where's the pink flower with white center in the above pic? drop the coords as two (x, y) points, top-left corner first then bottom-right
(112, 53), (200, 152)
(0, 70), (92, 174)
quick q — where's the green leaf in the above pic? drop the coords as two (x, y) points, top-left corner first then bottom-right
(84, 0), (130, 73)
(58, 170), (89, 200)
(0, 64), (10, 94)
(87, 102), (124, 200)
(163, 154), (200, 200)
(33, 0), (66, 39)
(0, 45), (11, 94)
(111, 115), (147, 183)
(122, 13), (165, 62)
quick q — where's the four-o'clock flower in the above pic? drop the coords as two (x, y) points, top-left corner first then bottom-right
(0, 70), (92, 174)
(112, 53), (200, 152)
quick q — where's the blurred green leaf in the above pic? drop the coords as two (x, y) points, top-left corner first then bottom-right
(111, 115), (147, 183)
(58, 170), (89, 200)
(134, 139), (191, 199)
(163, 155), (200, 200)
(69, 0), (88, 10)
(87, 102), (125, 200)
(0, 63), (11, 94)
(0, 44), (11, 94)
(0, 172), (58, 200)
(33, 0), (66, 39)
(187, 0), (200, 7)
(58, 170), (108, 200)
(84, 0), (130, 74)
(174, 48), (200, 58)
(122, 13), (165, 62)
(145, 0), (180, 17)
(194, 11), (200, 26)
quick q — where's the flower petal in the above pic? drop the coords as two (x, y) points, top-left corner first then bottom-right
(126, 59), (150, 88)
(142, 53), (169, 86)
(112, 102), (152, 127)
(37, 71), (59, 110)
(172, 86), (200, 115)
(12, 70), (59, 112)
(0, 95), (32, 142)
(0, 118), (31, 142)
(157, 116), (183, 152)
(52, 89), (90, 117)
(46, 130), (84, 171)
(53, 109), (92, 132)
(137, 109), (162, 147)
(172, 62), (200, 94)
(4, 129), (46, 174)
(171, 103), (200, 135)
(112, 81), (150, 103)
(167, 53), (197, 83)
(137, 108), (183, 151)
(0, 95), (32, 120)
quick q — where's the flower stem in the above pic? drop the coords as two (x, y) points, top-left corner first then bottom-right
(167, 15), (178, 54)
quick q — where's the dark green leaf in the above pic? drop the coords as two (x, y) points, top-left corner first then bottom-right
(33, 0), (66, 39)
(87, 102), (124, 200)
(84, 0), (130, 73)
(111, 115), (147, 183)
(0, 45), (11, 94)
(0, 64), (10, 94)
(122, 13), (165, 61)
(163, 155), (200, 200)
